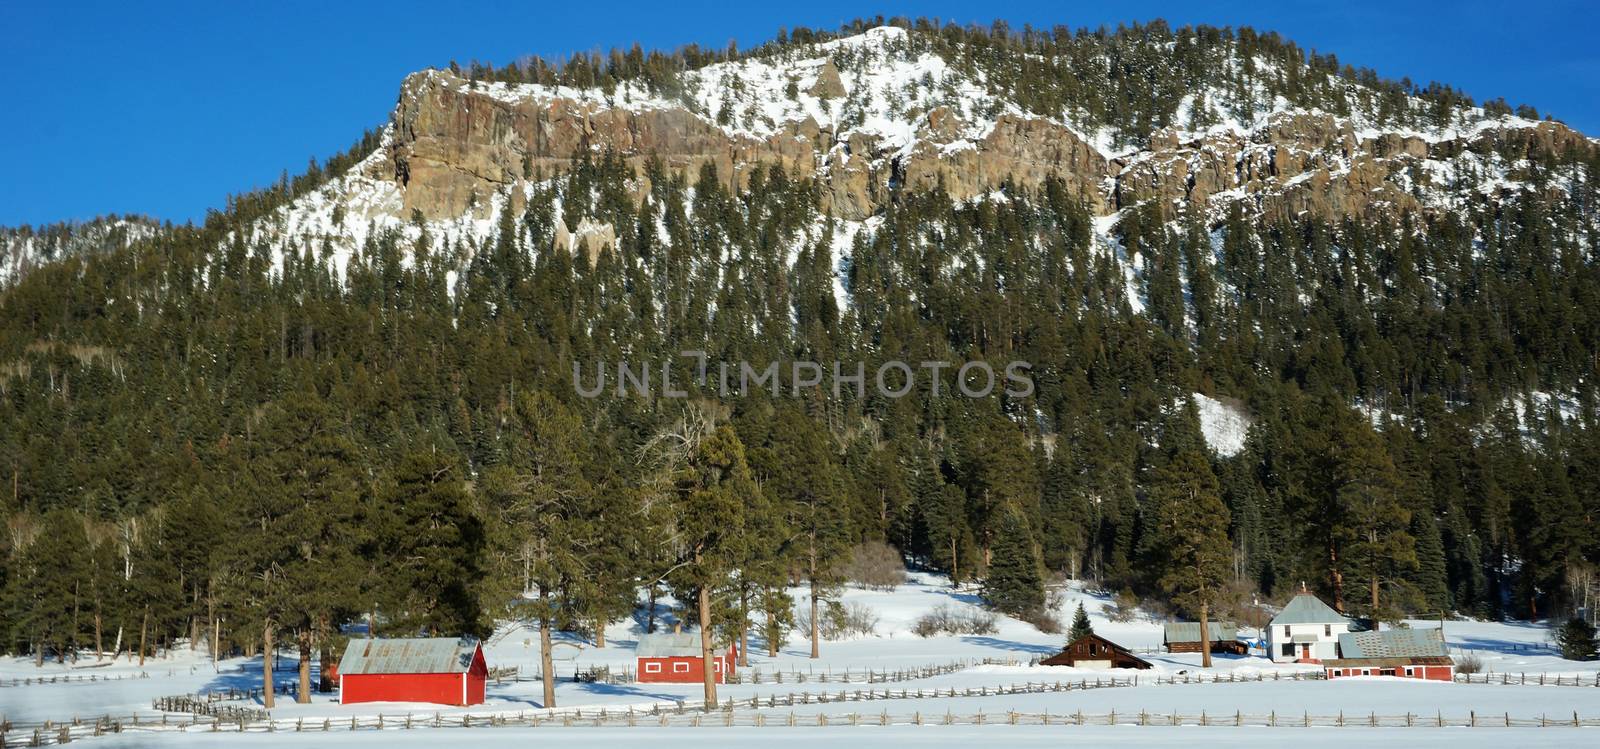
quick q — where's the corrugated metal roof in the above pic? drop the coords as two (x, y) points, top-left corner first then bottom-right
(1325, 656), (1453, 668)
(1337, 628), (1447, 659)
(636, 632), (705, 658)
(1162, 622), (1237, 643)
(1270, 593), (1348, 626)
(338, 637), (479, 675)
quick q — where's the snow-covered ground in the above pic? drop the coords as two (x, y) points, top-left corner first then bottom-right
(80, 727), (1598, 749)
(3, 573), (1597, 744)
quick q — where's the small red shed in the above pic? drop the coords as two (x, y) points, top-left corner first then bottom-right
(338, 637), (488, 705)
(635, 632), (736, 684)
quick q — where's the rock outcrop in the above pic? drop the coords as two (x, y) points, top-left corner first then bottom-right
(375, 68), (1596, 230)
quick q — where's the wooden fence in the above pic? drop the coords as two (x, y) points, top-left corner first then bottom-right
(0, 673), (149, 689)
(1454, 672), (1600, 687)
(506, 657), (1035, 686)
(4, 706), (1597, 746)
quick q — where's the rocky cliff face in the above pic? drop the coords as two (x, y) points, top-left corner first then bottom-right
(375, 66), (1592, 234)
(1114, 112), (1594, 223)
(264, 25), (1595, 274)
(381, 67), (1112, 222)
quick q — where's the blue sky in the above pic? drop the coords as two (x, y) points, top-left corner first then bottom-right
(1, 1), (1594, 226)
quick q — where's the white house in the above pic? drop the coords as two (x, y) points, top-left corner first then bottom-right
(1267, 590), (1352, 663)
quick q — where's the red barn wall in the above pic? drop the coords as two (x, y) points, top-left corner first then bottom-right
(342, 673), (473, 705)
(637, 653), (733, 684)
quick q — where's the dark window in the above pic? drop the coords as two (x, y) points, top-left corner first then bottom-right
(1281, 644), (1294, 657)
(1324, 624), (1331, 636)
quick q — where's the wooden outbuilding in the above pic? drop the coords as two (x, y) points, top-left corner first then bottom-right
(1040, 633), (1153, 670)
(1324, 655), (1454, 681)
(337, 637), (487, 706)
(1325, 627), (1454, 681)
(635, 632), (737, 684)
(1162, 622), (1248, 654)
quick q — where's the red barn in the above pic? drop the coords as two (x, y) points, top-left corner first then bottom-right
(338, 637), (488, 705)
(1325, 656), (1454, 681)
(1324, 627), (1454, 681)
(635, 632), (736, 684)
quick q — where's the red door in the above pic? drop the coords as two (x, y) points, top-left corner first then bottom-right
(1300, 644), (1310, 660)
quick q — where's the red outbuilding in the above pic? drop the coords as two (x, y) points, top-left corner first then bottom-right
(635, 632), (736, 684)
(1323, 627), (1455, 681)
(338, 637), (488, 705)
(1325, 656), (1455, 681)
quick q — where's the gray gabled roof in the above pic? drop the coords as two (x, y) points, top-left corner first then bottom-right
(1337, 628), (1447, 659)
(338, 637), (480, 675)
(636, 632), (705, 658)
(1270, 592), (1348, 626)
(1163, 622), (1237, 643)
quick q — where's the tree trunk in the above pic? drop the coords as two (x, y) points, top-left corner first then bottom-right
(319, 645), (335, 692)
(208, 586), (218, 667)
(645, 582), (659, 634)
(262, 620), (275, 710)
(738, 587), (750, 668)
(296, 633), (312, 704)
(1328, 545), (1345, 612)
(951, 536), (959, 584)
(698, 584), (717, 706)
(809, 578), (821, 659)
(594, 616), (606, 648)
(188, 589), (198, 651)
(539, 588), (556, 709)
(1199, 600), (1213, 669)
(1370, 574), (1379, 613)
(138, 607), (149, 667)
(94, 610), (104, 661)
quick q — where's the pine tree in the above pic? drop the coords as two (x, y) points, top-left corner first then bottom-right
(1329, 409), (1416, 620)
(1149, 447), (1232, 667)
(1068, 602), (1094, 643)
(486, 390), (593, 709)
(763, 406), (848, 658)
(381, 447), (486, 638)
(1556, 617), (1598, 661)
(983, 507), (1045, 618)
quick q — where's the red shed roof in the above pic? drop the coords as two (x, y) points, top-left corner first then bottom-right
(338, 637), (481, 675)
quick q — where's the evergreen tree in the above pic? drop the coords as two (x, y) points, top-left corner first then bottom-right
(486, 391), (592, 709)
(1556, 617), (1598, 661)
(1068, 602), (1094, 643)
(983, 507), (1045, 618)
(1148, 447), (1232, 667)
(380, 447), (486, 638)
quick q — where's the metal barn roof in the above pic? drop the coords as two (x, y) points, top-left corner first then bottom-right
(338, 637), (480, 675)
(1337, 628), (1448, 659)
(1324, 656), (1454, 668)
(1163, 622), (1238, 643)
(636, 632), (706, 658)
(1270, 592), (1349, 626)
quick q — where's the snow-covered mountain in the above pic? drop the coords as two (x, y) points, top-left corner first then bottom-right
(0, 217), (160, 287)
(237, 24), (1592, 282)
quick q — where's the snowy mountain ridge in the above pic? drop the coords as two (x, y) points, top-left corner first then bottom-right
(235, 26), (1592, 278)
